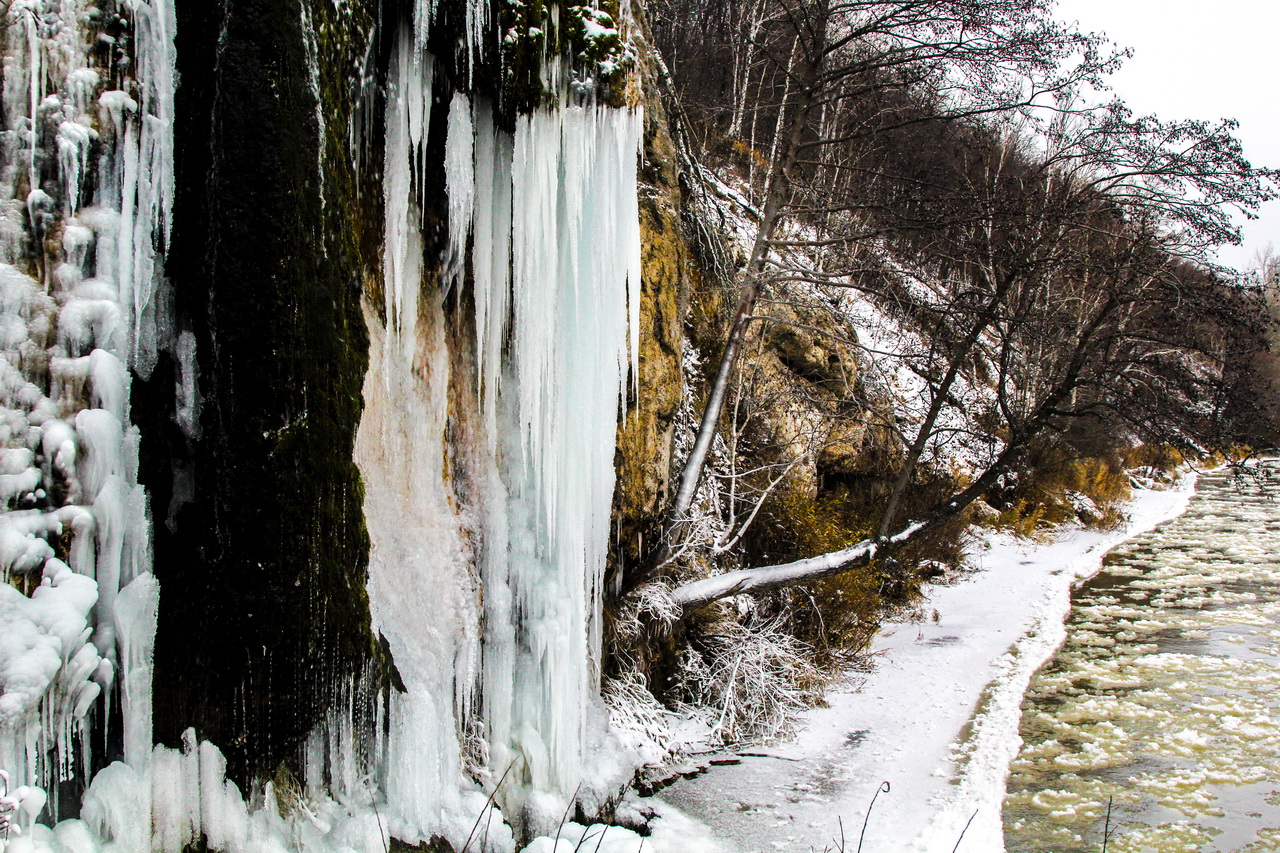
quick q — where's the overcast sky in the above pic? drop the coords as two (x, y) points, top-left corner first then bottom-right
(1052, 0), (1279, 271)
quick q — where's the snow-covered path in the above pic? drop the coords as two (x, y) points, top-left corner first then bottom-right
(656, 481), (1195, 853)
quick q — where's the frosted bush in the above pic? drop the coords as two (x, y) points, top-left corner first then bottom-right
(613, 582), (680, 644)
(603, 672), (700, 767)
(675, 618), (824, 746)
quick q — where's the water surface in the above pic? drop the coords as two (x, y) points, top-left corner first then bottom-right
(1004, 471), (1280, 852)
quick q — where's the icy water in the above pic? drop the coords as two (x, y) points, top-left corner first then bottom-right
(1003, 470), (1280, 852)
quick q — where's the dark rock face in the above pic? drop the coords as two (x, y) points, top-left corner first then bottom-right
(137, 0), (380, 784)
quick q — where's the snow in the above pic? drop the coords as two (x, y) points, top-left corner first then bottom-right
(659, 478), (1196, 852)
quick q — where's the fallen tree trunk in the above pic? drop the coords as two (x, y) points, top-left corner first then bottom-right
(671, 446), (1020, 612)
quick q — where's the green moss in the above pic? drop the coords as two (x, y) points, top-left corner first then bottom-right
(496, 0), (637, 114)
(143, 0), (387, 786)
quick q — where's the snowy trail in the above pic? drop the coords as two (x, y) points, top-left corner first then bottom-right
(656, 481), (1196, 853)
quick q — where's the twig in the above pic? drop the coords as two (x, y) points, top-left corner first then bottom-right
(1102, 795), (1113, 853)
(950, 809), (978, 853)
(461, 757), (522, 853)
(572, 824), (607, 853)
(370, 792), (389, 853)
(855, 781), (890, 853)
(553, 782), (585, 847)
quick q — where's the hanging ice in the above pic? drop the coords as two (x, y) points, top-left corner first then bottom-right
(381, 27), (433, 351)
(359, 21), (644, 845)
(0, 0), (173, 840)
(444, 91), (476, 293)
(0, 0), (647, 845)
(479, 103), (644, 831)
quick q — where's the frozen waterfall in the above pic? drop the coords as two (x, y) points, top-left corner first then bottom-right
(0, 0), (173, 845)
(359, 20), (644, 845)
(0, 0), (645, 848)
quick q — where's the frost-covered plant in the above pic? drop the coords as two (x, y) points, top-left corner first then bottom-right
(612, 582), (681, 644)
(604, 672), (709, 767)
(0, 771), (13, 851)
(563, 6), (636, 78)
(674, 616), (824, 746)
(0, 771), (37, 853)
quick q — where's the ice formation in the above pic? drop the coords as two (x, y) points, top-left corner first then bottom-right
(479, 95), (643, 832)
(0, 0), (646, 846)
(359, 14), (645, 842)
(0, 0), (172, 845)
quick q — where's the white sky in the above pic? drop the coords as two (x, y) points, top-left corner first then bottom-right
(1053, 0), (1280, 271)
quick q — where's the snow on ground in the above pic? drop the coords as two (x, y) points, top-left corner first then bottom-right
(653, 479), (1196, 853)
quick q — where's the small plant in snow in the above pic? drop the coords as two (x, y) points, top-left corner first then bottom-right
(604, 672), (706, 767)
(675, 617), (824, 746)
(0, 772), (13, 852)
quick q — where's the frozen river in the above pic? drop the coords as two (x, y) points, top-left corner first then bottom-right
(1004, 468), (1280, 852)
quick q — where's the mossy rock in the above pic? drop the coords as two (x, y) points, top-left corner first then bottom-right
(142, 0), (384, 785)
(608, 41), (692, 587)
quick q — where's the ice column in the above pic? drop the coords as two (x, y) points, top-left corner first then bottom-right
(361, 31), (642, 840)
(381, 27), (432, 355)
(359, 31), (497, 850)
(479, 104), (643, 824)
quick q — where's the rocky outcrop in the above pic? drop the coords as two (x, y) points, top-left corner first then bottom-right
(609, 34), (692, 590)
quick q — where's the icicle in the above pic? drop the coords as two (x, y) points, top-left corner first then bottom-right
(56, 121), (97, 214)
(475, 102), (644, 830)
(464, 0), (489, 85)
(112, 572), (158, 769)
(382, 32), (432, 352)
(443, 91), (475, 295)
(412, 0), (439, 54)
(118, 0), (178, 378)
(361, 10), (646, 822)
(470, 100), (513, 440)
(0, 0), (171, 840)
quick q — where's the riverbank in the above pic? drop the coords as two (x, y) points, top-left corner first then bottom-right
(652, 477), (1197, 853)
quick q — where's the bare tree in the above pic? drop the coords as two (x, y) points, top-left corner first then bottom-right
(661, 0), (1121, 537)
(671, 228), (1266, 611)
(659, 94), (1275, 611)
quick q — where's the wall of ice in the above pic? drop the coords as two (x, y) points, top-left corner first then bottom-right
(358, 13), (644, 843)
(0, 0), (172, 842)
